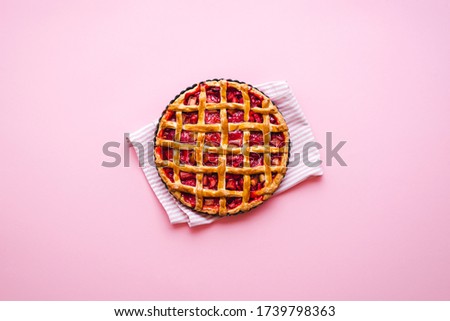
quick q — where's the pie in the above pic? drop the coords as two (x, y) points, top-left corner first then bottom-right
(154, 79), (289, 216)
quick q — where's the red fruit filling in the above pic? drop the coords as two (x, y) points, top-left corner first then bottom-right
(203, 197), (219, 209)
(225, 174), (244, 191)
(161, 128), (175, 140)
(226, 87), (243, 103)
(227, 197), (242, 209)
(227, 110), (244, 123)
(160, 147), (174, 161)
(228, 130), (243, 147)
(182, 112), (198, 124)
(249, 110), (263, 123)
(205, 110), (221, 124)
(226, 154), (244, 167)
(166, 111), (176, 121)
(249, 152), (263, 167)
(269, 114), (278, 124)
(271, 153), (283, 166)
(202, 173), (218, 190)
(184, 91), (200, 105)
(163, 167), (174, 182)
(250, 174), (265, 191)
(182, 193), (196, 207)
(249, 132), (263, 146)
(249, 91), (262, 107)
(249, 173), (265, 202)
(204, 132), (221, 147)
(180, 150), (196, 165)
(203, 153), (219, 166)
(206, 86), (221, 103)
(180, 130), (196, 144)
(180, 171), (196, 186)
(270, 132), (286, 147)
(249, 194), (264, 202)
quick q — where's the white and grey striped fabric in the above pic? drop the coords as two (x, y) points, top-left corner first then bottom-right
(128, 81), (323, 227)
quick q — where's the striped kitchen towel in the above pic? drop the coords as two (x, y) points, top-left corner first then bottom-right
(128, 81), (323, 227)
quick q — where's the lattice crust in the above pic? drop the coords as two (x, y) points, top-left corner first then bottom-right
(154, 79), (289, 216)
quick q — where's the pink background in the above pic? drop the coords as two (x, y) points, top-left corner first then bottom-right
(1, 0), (450, 300)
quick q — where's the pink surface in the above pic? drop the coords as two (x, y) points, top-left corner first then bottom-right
(1, 0), (450, 300)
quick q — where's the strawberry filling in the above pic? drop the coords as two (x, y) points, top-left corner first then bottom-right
(225, 174), (244, 191)
(249, 132), (263, 146)
(227, 197), (242, 209)
(249, 194), (264, 202)
(203, 153), (219, 166)
(271, 153), (283, 166)
(249, 153), (263, 167)
(249, 174), (265, 202)
(226, 87), (243, 103)
(182, 112), (198, 124)
(227, 110), (244, 123)
(184, 91), (200, 105)
(205, 110), (221, 124)
(180, 130), (196, 144)
(204, 132), (221, 147)
(249, 91), (262, 107)
(160, 147), (174, 161)
(180, 150), (196, 165)
(226, 154), (244, 167)
(161, 128), (175, 140)
(166, 111), (176, 121)
(269, 114), (278, 124)
(228, 130), (243, 147)
(202, 173), (218, 190)
(206, 86), (221, 103)
(249, 110), (263, 123)
(250, 174), (265, 191)
(182, 193), (196, 207)
(203, 197), (219, 210)
(270, 132), (286, 147)
(163, 167), (174, 182)
(180, 171), (196, 186)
